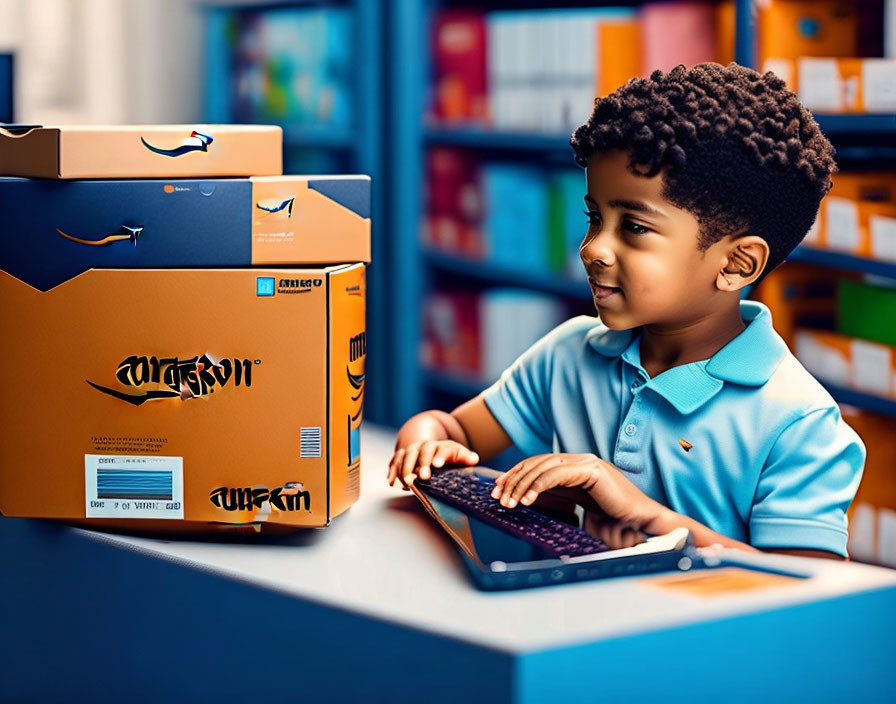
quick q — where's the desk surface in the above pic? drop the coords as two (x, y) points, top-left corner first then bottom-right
(63, 424), (896, 654)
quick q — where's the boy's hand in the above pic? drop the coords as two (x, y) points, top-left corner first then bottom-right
(387, 440), (480, 488)
(491, 453), (668, 532)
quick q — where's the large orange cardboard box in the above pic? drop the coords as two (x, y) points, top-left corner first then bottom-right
(0, 124), (282, 179)
(0, 264), (366, 531)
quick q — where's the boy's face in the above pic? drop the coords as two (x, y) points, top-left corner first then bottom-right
(580, 149), (730, 330)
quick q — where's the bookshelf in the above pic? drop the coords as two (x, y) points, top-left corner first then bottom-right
(202, 0), (389, 424)
(387, 0), (896, 425)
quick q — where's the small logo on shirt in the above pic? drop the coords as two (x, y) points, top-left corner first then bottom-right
(679, 439), (693, 453)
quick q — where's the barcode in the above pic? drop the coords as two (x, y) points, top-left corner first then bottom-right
(96, 469), (173, 500)
(300, 427), (322, 458)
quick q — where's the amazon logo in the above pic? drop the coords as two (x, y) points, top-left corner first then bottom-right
(88, 353), (256, 406)
(256, 196), (296, 218)
(57, 224), (143, 247)
(141, 130), (214, 157)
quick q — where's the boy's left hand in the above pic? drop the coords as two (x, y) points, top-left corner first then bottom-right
(491, 453), (668, 533)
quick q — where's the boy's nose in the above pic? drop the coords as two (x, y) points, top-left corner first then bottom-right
(580, 232), (615, 269)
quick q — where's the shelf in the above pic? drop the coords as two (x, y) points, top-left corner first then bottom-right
(815, 114), (896, 135)
(788, 246), (896, 279)
(424, 249), (592, 300)
(424, 127), (573, 153)
(424, 115), (896, 155)
(821, 382), (896, 418)
(282, 124), (355, 150)
(423, 368), (488, 398)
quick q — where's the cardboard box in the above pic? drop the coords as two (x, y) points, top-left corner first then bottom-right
(794, 328), (895, 400)
(0, 124), (282, 179)
(0, 175), (370, 290)
(0, 264), (366, 530)
(842, 408), (896, 567)
(808, 173), (896, 258)
(763, 57), (896, 114)
(757, 1), (857, 65)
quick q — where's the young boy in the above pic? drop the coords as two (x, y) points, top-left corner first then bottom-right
(387, 62), (865, 560)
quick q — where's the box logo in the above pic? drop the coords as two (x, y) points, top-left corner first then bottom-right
(277, 277), (322, 295)
(56, 224), (143, 247)
(209, 482), (311, 512)
(347, 332), (366, 465)
(256, 277), (275, 296)
(140, 130), (214, 157)
(87, 353), (255, 406)
(255, 195), (296, 218)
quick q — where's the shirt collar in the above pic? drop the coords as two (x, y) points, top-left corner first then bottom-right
(585, 301), (787, 414)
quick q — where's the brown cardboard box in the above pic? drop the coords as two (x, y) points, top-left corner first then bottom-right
(0, 264), (366, 530)
(0, 124), (282, 178)
(842, 409), (896, 567)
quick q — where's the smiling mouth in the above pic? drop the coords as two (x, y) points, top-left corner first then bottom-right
(588, 278), (623, 301)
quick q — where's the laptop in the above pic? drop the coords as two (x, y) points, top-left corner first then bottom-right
(409, 465), (702, 590)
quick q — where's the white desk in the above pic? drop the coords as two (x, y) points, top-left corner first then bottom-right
(2, 425), (896, 703)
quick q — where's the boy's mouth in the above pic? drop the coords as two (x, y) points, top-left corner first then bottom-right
(588, 278), (623, 301)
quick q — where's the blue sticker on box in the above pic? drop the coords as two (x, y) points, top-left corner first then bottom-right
(256, 277), (275, 297)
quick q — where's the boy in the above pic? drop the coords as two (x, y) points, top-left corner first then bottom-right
(387, 63), (864, 560)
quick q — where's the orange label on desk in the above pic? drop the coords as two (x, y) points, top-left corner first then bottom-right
(639, 567), (802, 597)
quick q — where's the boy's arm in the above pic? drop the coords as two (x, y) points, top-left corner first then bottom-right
(648, 511), (844, 558)
(394, 396), (513, 462)
(389, 396), (514, 486)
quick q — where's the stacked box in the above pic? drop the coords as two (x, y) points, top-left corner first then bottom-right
(0, 124), (370, 532)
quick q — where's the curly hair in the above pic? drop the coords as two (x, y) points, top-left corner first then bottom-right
(570, 62), (836, 279)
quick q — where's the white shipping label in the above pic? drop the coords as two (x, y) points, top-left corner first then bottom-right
(825, 197), (860, 252)
(798, 58), (843, 112)
(851, 339), (892, 395)
(870, 215), (896, 262)
(862, 59), (896, 112)
(85, 455), (184, 519)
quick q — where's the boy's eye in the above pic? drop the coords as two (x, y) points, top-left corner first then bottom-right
(584, 210), (649, 235)
(583, 209), (601, 226)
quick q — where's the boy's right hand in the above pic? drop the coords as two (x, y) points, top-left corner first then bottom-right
(387, 440), (480, 488)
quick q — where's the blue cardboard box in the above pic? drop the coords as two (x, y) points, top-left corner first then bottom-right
(0, 175), (370, 290)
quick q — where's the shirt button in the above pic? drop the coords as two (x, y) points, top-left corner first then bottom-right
(624, 424), (637, 436)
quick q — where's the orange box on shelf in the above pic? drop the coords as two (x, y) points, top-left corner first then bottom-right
(810, 172), (896, 257)
(817, 198), (896, 257)
(764, 58), (896, 114)
(842, 408), (896, 567)
(0, 264), (366, 532)
(757, 1), (857, 65)
(597, 18), (641, 96)
(794, 328), (896, 400)
(0, 124), (282, 179)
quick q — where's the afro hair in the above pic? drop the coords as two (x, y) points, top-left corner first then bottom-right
(570, 62), (836, 279)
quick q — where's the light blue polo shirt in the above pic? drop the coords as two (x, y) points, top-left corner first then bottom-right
(481, 301), (865, 557)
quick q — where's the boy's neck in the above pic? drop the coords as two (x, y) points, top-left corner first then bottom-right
(638, 299), (746, 379)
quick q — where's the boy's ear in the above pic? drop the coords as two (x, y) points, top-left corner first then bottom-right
(716, 236), (769, 292)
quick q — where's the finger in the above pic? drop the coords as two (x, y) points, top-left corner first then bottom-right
(497, 456), (555, 506)
(417, 442), (438, 480)
(400, 444), (422, 484)
(516, 463), (586, 507)
(508, 457), (561, 506)
(491, 458), (533, 499)
(388, 450), (404, 486)
(439, 443), (479, 468)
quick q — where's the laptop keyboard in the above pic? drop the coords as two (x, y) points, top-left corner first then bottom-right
(415, 469), (610, 557)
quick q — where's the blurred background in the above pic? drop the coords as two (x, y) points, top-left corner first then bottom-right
(2, 0), (896, 567)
